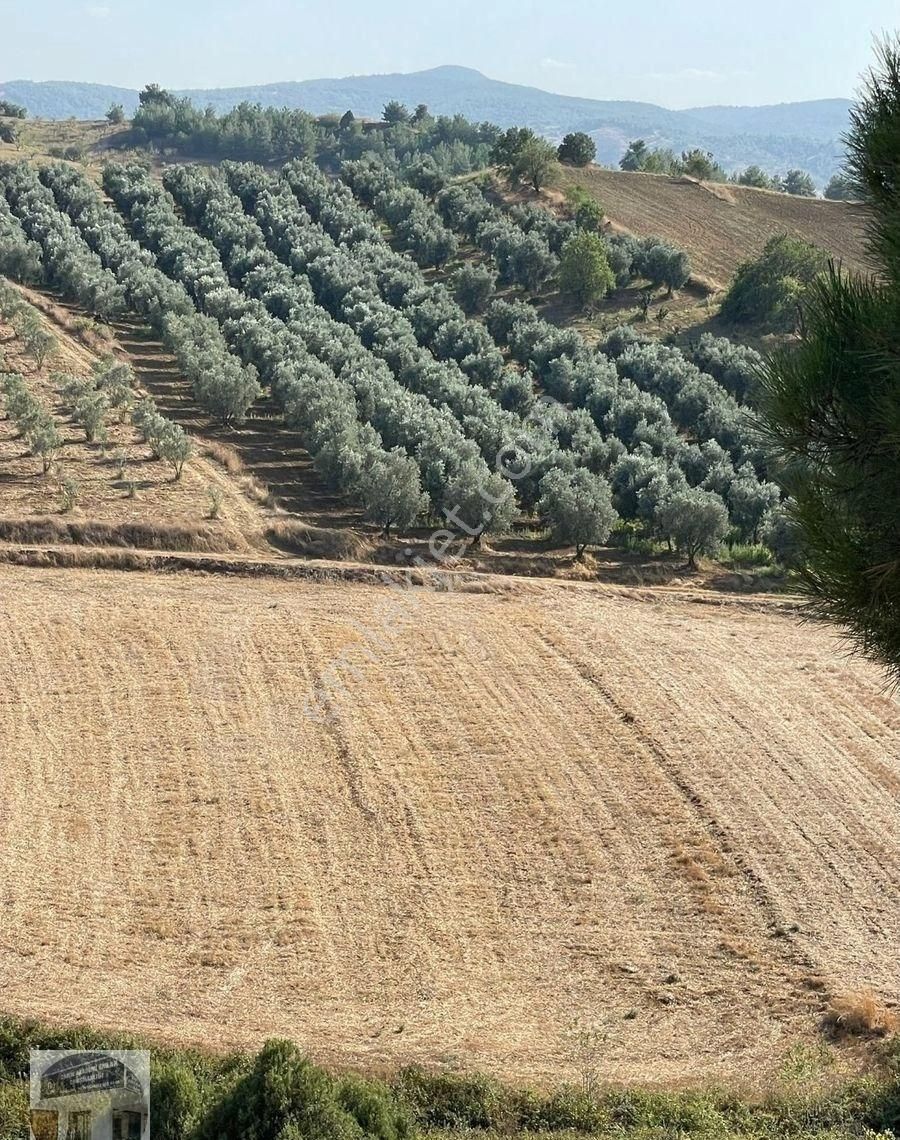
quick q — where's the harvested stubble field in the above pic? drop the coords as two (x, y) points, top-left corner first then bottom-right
(556, 168), (872, 289)
(0, 565), (898, 1086)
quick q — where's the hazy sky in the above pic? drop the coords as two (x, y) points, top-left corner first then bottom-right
(1, 0), (897, 107)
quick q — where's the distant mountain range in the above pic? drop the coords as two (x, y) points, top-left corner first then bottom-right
(0, 65), (852, 184)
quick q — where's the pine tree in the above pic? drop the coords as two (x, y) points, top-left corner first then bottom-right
(759, 37), (900, 679)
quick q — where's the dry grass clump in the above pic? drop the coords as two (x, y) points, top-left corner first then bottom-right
(0, 516), (237, 554)
(242, 474), (277, 508)
(201, 453), (278, 509)
(266, 519), (371, 561)
(202, 440), (245, 476)
(824, 991), (898, 1038)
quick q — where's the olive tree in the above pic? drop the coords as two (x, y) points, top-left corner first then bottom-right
(441, 459), (517, 544)
(157, 421), (193, 480)
(28, 413), (62, 473)
(513, 136), (559, 191)
(452, 263), (496, 315)
(360, 446), (427, 535)
(538, 467), (617, 558)
(642, 241), (691, 296)
(657, 488), (730, 569)
(20, 319), (58, 370)
(72, 389), (109, 443)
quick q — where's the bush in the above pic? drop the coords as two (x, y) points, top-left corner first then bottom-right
(395, 1066), (506, 1130)
(197, 1038), (380, 1140)
(59, 476), (79, 512)
(574, 197), (604, 232)
(0, 1081), (28, 1140)
(151, 1056), (204, 1140)
(721, 234), (829, 332)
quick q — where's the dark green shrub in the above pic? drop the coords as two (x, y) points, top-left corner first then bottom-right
(338, 1075), (413, 1140)
(198, 1039), (374, 1140)
(720, 234), (829, 331)
(521, 1085), (613, 1133)
(0, 1081), (28, 1140)
(394, 1066), (506, 1130)
(151, 1056), (205, 1140)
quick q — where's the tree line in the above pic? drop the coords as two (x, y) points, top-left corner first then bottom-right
(128, 85), (497, 177)
(619, 138), (850, 198)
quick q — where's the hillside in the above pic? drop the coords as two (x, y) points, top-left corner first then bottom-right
(0, 67), (852, 181)
(0, 565), (897, 1084)
(553, 168), (872, 290)
(0, 118), (869, 304)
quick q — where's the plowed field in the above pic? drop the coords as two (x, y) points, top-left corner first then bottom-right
(0, 567), (897, 1084)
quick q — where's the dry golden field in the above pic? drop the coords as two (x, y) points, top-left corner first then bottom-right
(0, 566), (898, 1085)
(556, 168), (872, 289)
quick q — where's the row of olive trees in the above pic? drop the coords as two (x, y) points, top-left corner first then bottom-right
(404, 174), (691, 303)
(486, 299), (784, 547)
(132, 397), (193, 479)
(0, 283), (59, 369)
(0, 161), (126, 320)
(100, 161), (518, 539)
(257, 158), (782, 553)
(29, 159), (785, 562)
(37, 161), (430, 533)
(7, 161), (262, 428)
(54, 356), (194, 478)
(682, 332), (765, 405)
(0, 195), (42, 283)
(225, 160), (704, 548)
(138, 162), (624, 551)
(288, 156), (778, 553)
(170, 162), (572, 535)
(345, 159), (561, 294)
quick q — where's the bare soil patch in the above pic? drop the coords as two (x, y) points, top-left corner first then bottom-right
(0, 566), (897, 1085)
(556, 167), (872, 290)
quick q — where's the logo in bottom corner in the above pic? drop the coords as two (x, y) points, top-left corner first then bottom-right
(29, 1050), (150, 1140)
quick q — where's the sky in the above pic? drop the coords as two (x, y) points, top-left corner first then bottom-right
(0, 0), (897, 107)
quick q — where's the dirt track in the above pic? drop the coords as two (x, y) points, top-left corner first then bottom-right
(0, 566), (897, 1084)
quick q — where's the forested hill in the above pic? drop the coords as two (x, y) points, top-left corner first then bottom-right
(0, 66), (851, 180)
